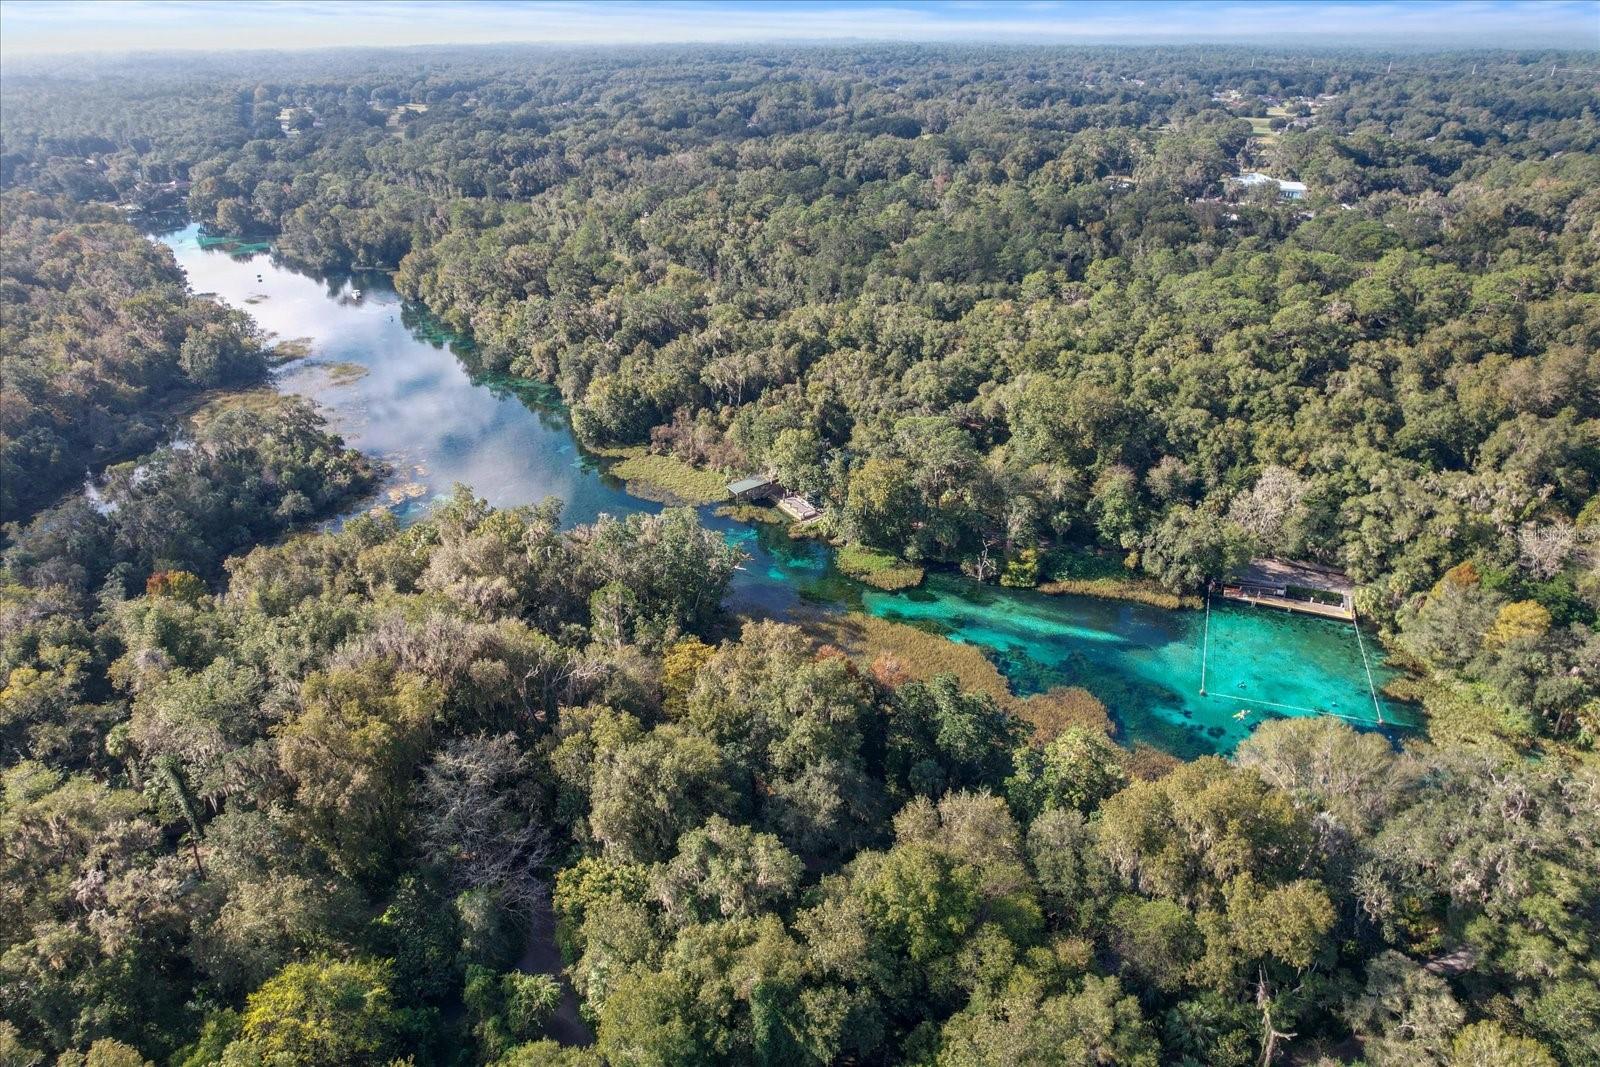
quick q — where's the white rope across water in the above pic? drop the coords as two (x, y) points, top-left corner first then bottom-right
(1352, 615), (1385, 725)
(1207, 691), (1387, 727)
(1197, 593), (1390, 729)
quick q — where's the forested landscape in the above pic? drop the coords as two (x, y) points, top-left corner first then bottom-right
(1, 41), (1598, 1067)
(0, 194), (269, 516)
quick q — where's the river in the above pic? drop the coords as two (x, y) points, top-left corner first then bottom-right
(160, 224), (1416, 759)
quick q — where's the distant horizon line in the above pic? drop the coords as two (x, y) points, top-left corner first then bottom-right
(2, 0), (1594, 60)
(4, 36), (1595, 65)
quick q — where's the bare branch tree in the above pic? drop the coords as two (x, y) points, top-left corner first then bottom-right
(416, 733), (551, 913)
(1256, 968), (1298, 1066)
(1517, 521), (1577, 580)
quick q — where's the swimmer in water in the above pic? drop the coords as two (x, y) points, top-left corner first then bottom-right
(1234, 708), (1251, 720)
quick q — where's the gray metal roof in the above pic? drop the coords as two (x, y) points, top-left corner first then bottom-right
(726, 476), (773, 495)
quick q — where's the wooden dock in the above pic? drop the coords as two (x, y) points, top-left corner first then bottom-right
(776, 494), (821, 522)
(1220, 586), (1355, 621)
(1218, 558), (1357, 621)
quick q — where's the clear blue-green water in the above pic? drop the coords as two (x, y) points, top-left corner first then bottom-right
(159, 225), (1417, 757)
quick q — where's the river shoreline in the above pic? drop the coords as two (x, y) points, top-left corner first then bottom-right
(154, 221), (1417, 760)
(168, 224), (1213, 618)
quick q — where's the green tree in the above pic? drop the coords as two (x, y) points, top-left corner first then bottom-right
(936, 973), (1159, 1067)
(1005, 727), (1128, 819)
(1398, 562), (1500, 670)
(463, 966), (563, 1062)
(1108, 897), (1202, 993)
(1095, 758), (1314, 907)
(1000, 548), (1041, 589)
(1344, 951), (1464, 1067)
(887, 674), (1025, 798)
(178, 320), (263, 387)
(596, 917), (816, 1067)
(54, 1040), (152, 1067)
(846, 457), (920, 550)
(651, 816), (803, 928)
(1139, 505), (1250, 593)
(1449, 1021), (1558, 1067)
(491, 1041), (602, 1067)
(276, 662), (441, 878)
(228, 957), (411, 1066)
(1234, 716), (1405, 837)
(1027, 808), (1117, 935)
(588, 725), (739, 864)
(583, 509), (740, 647)
(861, 843), (983, 970)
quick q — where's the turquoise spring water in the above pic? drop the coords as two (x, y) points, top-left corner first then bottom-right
(158, 226), (1418, 756)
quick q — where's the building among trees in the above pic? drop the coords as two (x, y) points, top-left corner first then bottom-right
(1233, 171), (1307, 199)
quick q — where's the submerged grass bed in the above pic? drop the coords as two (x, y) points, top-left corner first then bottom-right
(604, 448), (729, 506)
(307, 360), (368, 387)
(267, 336), (315, 364)
(714, 503), (788, 525)
(805, 612), (1113, 743)
(1013, 684), (1114, 742)
(835, 545), (925, 591)
(808, 611), (1013, 703)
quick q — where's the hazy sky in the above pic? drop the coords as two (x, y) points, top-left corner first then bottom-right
(1, 1), (1596, 56)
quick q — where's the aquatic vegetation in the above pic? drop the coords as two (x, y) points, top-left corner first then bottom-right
(1038, 548), (1200, 609)
(1037, 576), (1198, 610)
(605, 450), (729, 506)
(835, 544), (926, 591)
(1013, 686), (1115, 742)
(712, 503), (787, 525)
(268, 336), (315, 363)
(805, 611), (1020, 707)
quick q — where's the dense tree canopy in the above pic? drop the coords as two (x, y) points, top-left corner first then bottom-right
(1, 41), (1596, 1067)
(0, 194), (268, 517)
(11, 43), (1590, 739)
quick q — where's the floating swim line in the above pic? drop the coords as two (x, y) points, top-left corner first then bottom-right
(1199, 690), (1386, 727)
(1352, 616), (1385, 725)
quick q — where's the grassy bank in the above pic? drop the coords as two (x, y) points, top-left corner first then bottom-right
(835, 545), (925, 591)
(1037, 548), (1200, 610)
(1037, 576), (1197, 610)
(601, 448), (729, 506)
